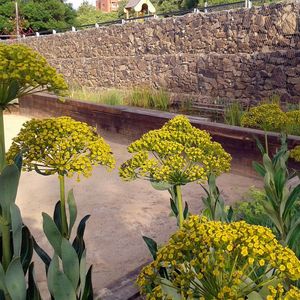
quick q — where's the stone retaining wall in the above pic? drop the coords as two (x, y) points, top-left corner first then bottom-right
(8, 1), (300, 104)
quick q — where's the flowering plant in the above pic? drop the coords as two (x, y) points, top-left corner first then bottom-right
(0, 44), (68, 171)
(119, 115), (231, 185)
(120, 115), (231, 228)
(241, 103), (289, 133)
(286, 110), (300, 136)
(7, 116), (115, 238)
(7, 116), (115, 178)
(137, 216), (300, 300)
(7, 116), (115, 298)
(0, 44), (67, 108)
(290, 146), (300, 162)
(0, 45), (68, 298)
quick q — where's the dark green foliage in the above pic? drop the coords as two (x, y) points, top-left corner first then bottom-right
(201, 174), (231, 222)
(34, 199), (94, 299)
(142, 236), (158, 260)
(233, 188), (274, 229)
(0, 0), (76, 34)
(253, 135), (300, 258)
(0, 161), (41, 299)
(76, 1), (118, 25)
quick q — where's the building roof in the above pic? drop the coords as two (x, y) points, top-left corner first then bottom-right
(125, 0), (140, 9)
(125, 0), (156, 12)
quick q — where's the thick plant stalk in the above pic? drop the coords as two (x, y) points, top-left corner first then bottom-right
(264, 132), (269, 155)
(1, 221), (11, 271)
(59, 175), (68, 238)
(175, 185), (184, 229)
(0, 108), (5, 171)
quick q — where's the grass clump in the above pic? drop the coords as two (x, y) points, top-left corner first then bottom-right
(224, 101), (245, 126)
(69, 85), (170, 111)
(126, 86), (170, 110)
(69, 86), (125, 105)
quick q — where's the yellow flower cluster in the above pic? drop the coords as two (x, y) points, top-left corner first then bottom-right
(267, 284), (300, 300)
(290, 146), (300, 162)
(7, 117), (115, 178)
(137, 215), (300, 300)
(241, 103), (300, 137)
(286, 110), (300, 136)
(0, 44), (68, 108)
(241, 103), (289, 132)
(119, 115), (231, 185)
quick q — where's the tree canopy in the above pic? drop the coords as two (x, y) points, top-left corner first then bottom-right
(76, 1), (118, 26)
(0, 0), (76, 34)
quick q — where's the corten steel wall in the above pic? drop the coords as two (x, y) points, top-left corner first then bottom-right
(7, 2), (300, 104)
(19, 93), (300, 177)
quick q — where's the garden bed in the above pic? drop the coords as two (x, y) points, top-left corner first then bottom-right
(19, 93), (300, 177)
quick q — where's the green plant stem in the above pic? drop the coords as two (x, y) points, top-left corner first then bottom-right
(59, 174), (68, 238)
(0, 108), (5, 171)
(264, 132), (269, 155)
(1, 222), (11, 271)
(175, 185), (184, 229)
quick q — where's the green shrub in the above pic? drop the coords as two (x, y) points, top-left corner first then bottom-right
(233, 188), (274, 229)
(286, 110), (300, 136)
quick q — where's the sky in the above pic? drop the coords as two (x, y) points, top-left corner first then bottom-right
(67, 0), (96, 9)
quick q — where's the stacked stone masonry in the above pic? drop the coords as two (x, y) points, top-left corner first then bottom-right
(8, 1), (300, 103)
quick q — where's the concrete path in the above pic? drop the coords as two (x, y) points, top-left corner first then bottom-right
(4, 113), (262, 297)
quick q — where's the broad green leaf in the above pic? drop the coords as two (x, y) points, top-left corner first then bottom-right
(254, 136), (265, 155)
(0, 164), (20, 221)
(42, 213), (62, 257)
(183, 201), (189, 219)
(261, 201), (282, 234)
(286, 219), (300, 254)
(247, 291), (264, 300)
(61, 238), (79, 290)
(10, 203), (22, 257)
(72, 215), (90, 260)
(26, 263), (42, 300)
(160, 278), (181, 300)
(283, 185), (300, 221)
(53, 201), (62, 233)
(0, 263), (7, 294)
(32, 237), (51, 273)
(67, 189), (77, 237)
(13, 153), (22, 173)
(142, 236), (158, 260)
(263, 154), (274, 176)
(79, 250), (87, 299)
(227, 206), (234, 222)
(170, 198), (178, 217)
(47, 255), (77, 300)
(81, 266), (93, 300)
(5, 257), (26, 300)
(20, 226), (33, 273)
(151, 180), (173, 191)
(259, 278), (280, 298)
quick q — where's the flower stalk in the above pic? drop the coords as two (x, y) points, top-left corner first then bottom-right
(0, 108), (5, 171)
(175, 185), (184, 229)
(0, 217), (11, 271)
(59, 174), (68, 238)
